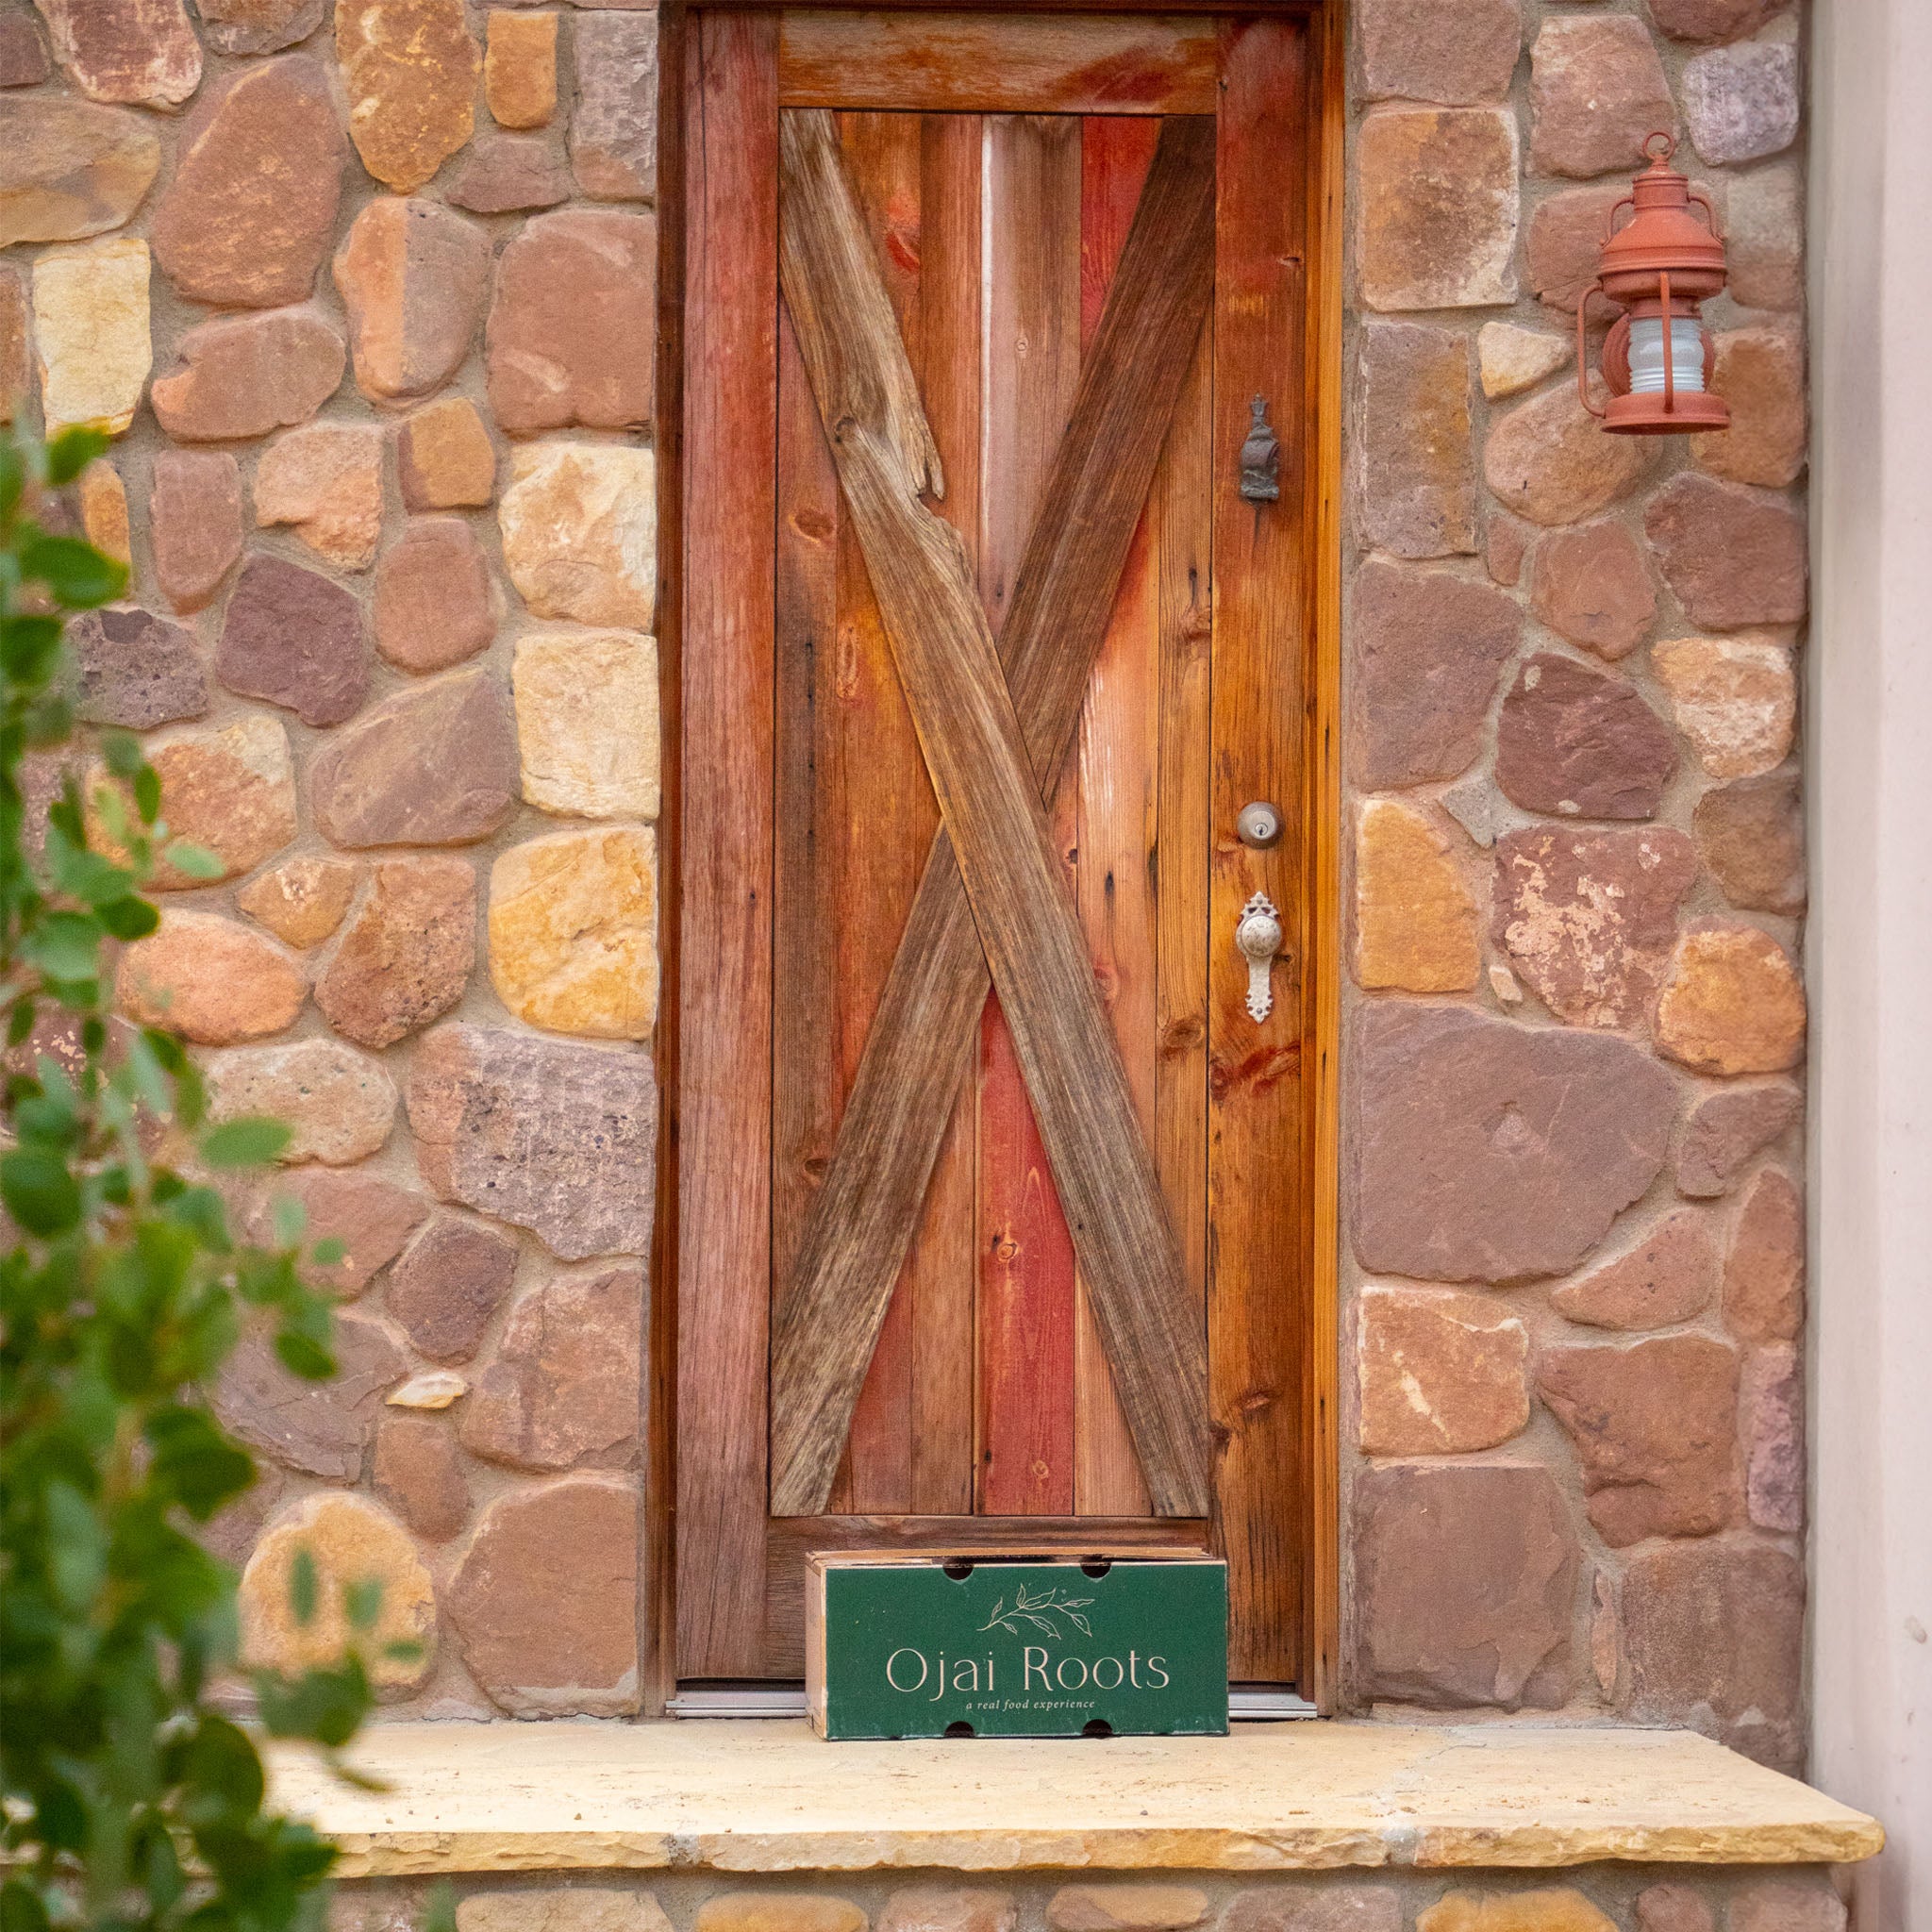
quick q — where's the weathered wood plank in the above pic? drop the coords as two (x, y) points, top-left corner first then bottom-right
(1073, 114), (1159, 1518)
(976, 113), (1082, 1518)
(1209, 15), (1311, 1683)
(764, 1512), (1209, 1674)
(774, 106), (1212, 1519)
(768, 114), (1217, 1520)
(778, 11), (1218, 115)
(676, 9), (778, 1677)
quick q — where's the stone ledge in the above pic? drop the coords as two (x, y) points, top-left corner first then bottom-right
(265, 1720), (1883, 1877)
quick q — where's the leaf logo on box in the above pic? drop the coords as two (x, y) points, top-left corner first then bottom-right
(976, 1584), (1094, 1642)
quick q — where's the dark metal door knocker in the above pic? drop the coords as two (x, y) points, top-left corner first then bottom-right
(1239, 393), (1279, 503)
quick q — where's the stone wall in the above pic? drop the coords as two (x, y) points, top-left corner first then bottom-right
(0, 0), (1811, 1746)
(1342, 0), (1808, 1761)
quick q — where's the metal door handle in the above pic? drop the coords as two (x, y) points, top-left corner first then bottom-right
(1235, 892), (1284, 1023)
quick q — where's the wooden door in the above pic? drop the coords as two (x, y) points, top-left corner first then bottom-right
(677, 7), (1325, 1693)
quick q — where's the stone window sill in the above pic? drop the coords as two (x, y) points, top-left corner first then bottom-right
(266, 1720), (1883, 1876)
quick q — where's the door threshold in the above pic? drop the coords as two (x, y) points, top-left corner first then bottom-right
(667, 1684), (1320, 1720)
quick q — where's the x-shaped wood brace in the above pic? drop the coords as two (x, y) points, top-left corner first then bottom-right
(771, 108), (1218, 1518)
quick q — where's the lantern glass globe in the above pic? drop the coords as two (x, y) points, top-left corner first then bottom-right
(1626, 317), (1708, 394)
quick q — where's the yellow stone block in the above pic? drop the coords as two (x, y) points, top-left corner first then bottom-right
(490, 826), (658, 1041)
(32, 236), (150, 435)
(514, 629), (661, 821)
(1352, 796), (1480, 993)
(1417, 1891), (1615, 1932)
(486, 10), (558, 129)
(695, 1901), (865, 1932)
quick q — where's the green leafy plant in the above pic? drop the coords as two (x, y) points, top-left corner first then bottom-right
(0, 425), (391, 1932)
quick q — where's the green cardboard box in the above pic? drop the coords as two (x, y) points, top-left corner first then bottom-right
(806, 1552), (1229, 1740)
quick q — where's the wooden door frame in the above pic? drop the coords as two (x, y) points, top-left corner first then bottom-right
(647, 0), (1343, 1714)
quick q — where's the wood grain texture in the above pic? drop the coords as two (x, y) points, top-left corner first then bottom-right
(768, 113), (1218, 1520)
(676, 8), (779, 1679)
(765, 1512), (1208, 1673)
(779, 11), (1217, 113)
(774, 105), (1211, 1518)
(976, 112), (1083, 1518)
(1072, 115), (1160, 1518)
(1208, 14), (1311, 1684)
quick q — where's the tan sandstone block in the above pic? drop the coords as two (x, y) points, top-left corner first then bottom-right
(1357, 1286), (1529, 1456)
(116, 910), (305, 1044)
(1656, 924), (1806, 1076)
(1048, 1892), (1208, 1932)
(206, 1039), (398, 1165)
(32, 237), (149, 435)
(255, 423), (387, 571)
(695, 1901), (865, 1932)
(459, 1893), (672, 1932)
(240, 1492), (434, 1692)
(877, 1893), (1014, 1932)
(77, 459), (130, 565)
(1695, 327), (1807, 491)
(485, 11), (557, 130)
(1352, 798), (1478, 993)
(490, 827), (658, 1040)
(1419, 1892), (1616, 1932)
(1478, 323), (1570, 402)
(499, 443), (656, 627)
(1651, 635), (1795, 779)
(1357, 107), (1518, 312)
(399, 396), (497, 508)
(239, 858), (360, 950)
(513, 631), (660, 820)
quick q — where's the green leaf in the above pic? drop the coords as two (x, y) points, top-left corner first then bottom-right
(274, 1328), (334, 1380)
(164, 839), (225, 880)
(97, 893), (159, 941)
(0, 614), (63, 682)
(343, 1577), (383, 1632)
(0, 1146), (82, 1235)
(19, 532), (125, 608)
(422, 1882), (458, 1932)
(134, 762), (161, 824)
(0, 1880), (51, 1932)
(23, 909), (105, 982)
(102, 730), (145, 777)
(201, 1117), (292, 1169)
(289, 1548), (319, 1626)
(147, 1407), (256, 1520)
(44, 425), (110, 485)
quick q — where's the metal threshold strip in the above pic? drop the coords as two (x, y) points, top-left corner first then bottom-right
(667, 1684), (1318, 1721)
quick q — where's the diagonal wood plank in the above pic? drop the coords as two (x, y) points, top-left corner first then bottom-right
(772, 108), (1214, 1519)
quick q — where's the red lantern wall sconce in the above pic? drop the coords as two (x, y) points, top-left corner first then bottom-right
(1577, 132), (1731, 436)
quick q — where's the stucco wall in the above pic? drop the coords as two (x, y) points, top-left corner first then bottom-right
(0, 0), (1814, 1751)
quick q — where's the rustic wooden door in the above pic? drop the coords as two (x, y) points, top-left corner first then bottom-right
(677, 7), (1324, 1694)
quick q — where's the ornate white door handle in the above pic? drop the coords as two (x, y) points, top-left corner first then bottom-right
(1235, 891), (1284, 1024)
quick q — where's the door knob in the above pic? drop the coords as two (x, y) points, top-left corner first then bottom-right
(1235, 891), (1284, 1024)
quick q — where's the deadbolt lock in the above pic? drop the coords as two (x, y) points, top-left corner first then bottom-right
(1237, 801), (1283, 848)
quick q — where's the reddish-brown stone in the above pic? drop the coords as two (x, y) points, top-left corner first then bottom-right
(248, 1168), (430, 1298)
(484, 9), (555, 128)
(1491, 825), (1696, 1027)
(1486, 510), (1532, 588)
(1347, 560), (1520, 790)
(253, 422), (386, 570)
(1621, 1540), (1804, 1770)
(69, 606), (207, 728)
(878, 1892), (1019, 1932)
(569, 12), (657, 202)
(1697, 328), (1807, 491)
(152, 57), (345, 309)
(1, 97), (160, 248)
(0, 8), (49, 85)
(1539, 1335), (1742, 1545)
(407, 1023), (656, 1260)
(315, 856), (476, 1049)
(461, 1265), (642, 1470)
(334, 197), (491, 404)
(1357, 0), (1520, 106)
(1224, 1892), (1401, 1932)
(1695, 772), (1805, 915)
(1486, 384), (1657, 526)
(136, 715), (296, 887)
(0, 268), (24, 422)
(1047, 1890), (1206, 1932)
(1644, 475), (1807, 631)
(1525, 183), (1626, 322)
(335, 0), (478, 194)
(446, 1474), (641, 1715)
(397, 395), (497, 509)
(1494, 654), (1677, 820)
(217, 554), (369, 727)
(150, 308), (345, 442)
(1530, 521), (1656, 659)
(486, 208), (657, 437)
(35, 0), (200, 108)
(1529, 16), (1676, 180)
(1354, 322), (1474, 559)
(1741, 1341), (1803, 1533)
(1644, 0), (1780, 44)
(214, 1311), (408, 1479)
(1356, 1463), (1577, 1709)
(1676, 1081), (1800, 1198)
(1724, 1169), (1804, 1343)
(446, 132), (573, 214)
(1348, 1003), (1676, 1283)
(1551, 1211), (1720, 1331)
(1682, 42), (1799, 168)
(1729, 1881), (1845, 1932)
(310, 671), (518, 848)
(116, 911), (304, 1044)
(1635, 1888), (1714, 1932)
(195, 0), (326, 57)
(372, 1413), (470, 1543)
(384, 1215), (518, 1363)
(374, 518), (497, 672)
(1725, 163), (1804, 311)
(1357, 1287), (1528, 1456)
(150, 450), (242, 613)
